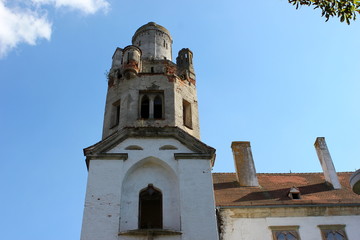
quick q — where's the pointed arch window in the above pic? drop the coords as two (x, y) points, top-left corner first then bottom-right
(139, 184), (162, 229)
(140, 95), (150, 119)
(139, 91), (164, 120)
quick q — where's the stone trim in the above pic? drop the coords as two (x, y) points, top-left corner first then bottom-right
(269, 225), (299, 231)
(174, 153), (214, 160)
(84, 127), (215, 156)
(218, 205), (360, 218)
(118, 229), (182, 236)
(317, 224), (346, 230)
(85, 153), (128, 169)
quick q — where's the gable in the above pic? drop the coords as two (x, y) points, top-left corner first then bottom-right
(84, 127), (215, 155)
(83, 127), (216, 168)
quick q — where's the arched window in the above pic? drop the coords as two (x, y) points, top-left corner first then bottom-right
(139, 184), (162, 229)
(140, 95), (150, 119)
(153, 95), (163, 119)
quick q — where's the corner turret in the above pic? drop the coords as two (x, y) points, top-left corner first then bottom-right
(176, 48), (195, 83)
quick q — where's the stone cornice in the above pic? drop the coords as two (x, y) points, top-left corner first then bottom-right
(218, 204), (360, 218)
(85, 153), (128, 169)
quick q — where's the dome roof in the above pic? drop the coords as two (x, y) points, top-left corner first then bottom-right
(132, 22), (172, 42)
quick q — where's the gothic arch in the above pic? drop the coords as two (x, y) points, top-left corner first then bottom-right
(119, 157), (180, 231)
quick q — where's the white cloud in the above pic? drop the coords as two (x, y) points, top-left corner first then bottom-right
(0, 0), (52, 58)
(32, 0), (110, 14)
(0, 0), (110, 58)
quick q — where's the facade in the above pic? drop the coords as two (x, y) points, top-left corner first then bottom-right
(215, 139), (360, 240)
(80, 23), (360, 240)
(80, 22), (218, 240)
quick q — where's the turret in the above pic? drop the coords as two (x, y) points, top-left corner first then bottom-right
(122, 45), (142, 79)
(102, 22), (200, 140)
(176, 48), (195, 82)
(132, 22), (173, 61)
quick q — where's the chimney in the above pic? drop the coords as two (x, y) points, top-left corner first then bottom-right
(231, 141), (259, 187)
(314, 137), (341, 189)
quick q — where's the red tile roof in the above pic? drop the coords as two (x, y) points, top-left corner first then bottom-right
(213, 172), (360, 207)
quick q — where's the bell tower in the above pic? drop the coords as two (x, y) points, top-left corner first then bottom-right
(80, 23), (219, 240)
(103, 22), (200, 140)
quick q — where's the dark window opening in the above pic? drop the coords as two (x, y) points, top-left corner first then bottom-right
(151, 67), (154, 73)
(115, 105), (120, 125)
(110, 100), (120, 128)
(183, 99), (192, 129)
(154, 96), (163, 119)
(163, 40), (166, 47)
(291, 193), (300, 199)
(141, 96), (150, 119)
(139, 184), (162, 229)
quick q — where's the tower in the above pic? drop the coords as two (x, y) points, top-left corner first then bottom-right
(80, 22), (219, 240)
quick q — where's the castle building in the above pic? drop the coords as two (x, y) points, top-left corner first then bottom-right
(80, 23), (360, 240)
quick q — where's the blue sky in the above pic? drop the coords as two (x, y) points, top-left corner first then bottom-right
(1, 0), (360, 239)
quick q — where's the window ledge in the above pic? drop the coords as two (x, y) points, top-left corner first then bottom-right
(118, 229), (182, 236)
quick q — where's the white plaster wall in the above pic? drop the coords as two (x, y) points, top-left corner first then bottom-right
(112, 138), (187, 235)
(80, 160), (124, 240)
(81, 137), (219, 240)
(178, 159), (219, 240)
(220, 209), (360, 240)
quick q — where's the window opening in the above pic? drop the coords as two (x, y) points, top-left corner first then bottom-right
(270, 226), (300, 240)
(275, 232), (298, 240)
(319, 225), (348, 240)
(288, 187), (301, 199)
(110, 100), (120, 128)
(154, 96), (163, 119)
(139, 184), (162, 229)
(151, 67), (154, 73)
(323, 231), (346, 240)
(163, 40), (166, 47)
(291, 193), (300, 199)
(141, 95), (150, 119)
(183, 99), (192, 128)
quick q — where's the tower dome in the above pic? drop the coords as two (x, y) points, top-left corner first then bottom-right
(132, 22), (173, 61)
